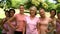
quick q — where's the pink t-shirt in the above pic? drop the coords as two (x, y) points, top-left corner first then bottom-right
(26, 16), (39, 34)
(15, 14), (27, 31)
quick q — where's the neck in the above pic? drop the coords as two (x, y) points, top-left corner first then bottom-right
(50, 16), (55, 19)
(20, 12), (24, 15)
(41, 16), (46, 19)
(30, 15), (35, 18)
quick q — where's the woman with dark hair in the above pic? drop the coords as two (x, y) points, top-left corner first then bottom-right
(6, 4), (26, 34)
(56, 11), (60, 34)
(7, 9), (16, 34)
(26, 6), (39, 34)
(48, 9), (56, 34)
(9, 9), (15, 17)
(1, 10), (10, 34)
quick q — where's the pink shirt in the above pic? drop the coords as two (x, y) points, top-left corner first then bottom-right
(15, 14), (27, 31)
(26, 16), (39, 34)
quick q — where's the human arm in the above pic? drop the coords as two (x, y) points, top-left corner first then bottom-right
(37, 22), (40, 34)
(6, 16), (16, 29)
(23, 20), (26, 34)
(48, 18), (55, 32)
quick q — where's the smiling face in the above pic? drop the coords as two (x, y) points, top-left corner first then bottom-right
(50, 10), (56, 17)
(5, 11), (9, 17)
(19, 5), (24, 14)
(10, 10), (15, 17)
(57, 13), (60, 19)
(39, 9), (45, 18)
(30, 6), (37, 16)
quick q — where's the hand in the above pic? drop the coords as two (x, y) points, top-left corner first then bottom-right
(45, 30), (50, 32)
(16, 26), (19, 29)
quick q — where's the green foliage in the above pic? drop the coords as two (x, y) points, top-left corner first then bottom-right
(6, 0), (12, 8)
(0, 0), (59, 12)
(56, 3), (60, 12)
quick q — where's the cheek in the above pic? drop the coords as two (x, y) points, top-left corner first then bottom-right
(21, 9), (24, 10)
(51, 12), (55, 15)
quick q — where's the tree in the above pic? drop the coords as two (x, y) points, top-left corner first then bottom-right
(54, 0), (60, 3)
(56, 3), (60, 12)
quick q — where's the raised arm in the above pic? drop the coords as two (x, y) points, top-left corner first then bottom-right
(37, 22), (40, 34)
(6, 16), (15, 29)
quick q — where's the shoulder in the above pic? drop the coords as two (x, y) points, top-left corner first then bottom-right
(46, 17), (52, 20)
(35, 16), (39, 20)
(25, 15), (29, 19)
(14, 14), (19, 16)
(47, 17), (53, 23)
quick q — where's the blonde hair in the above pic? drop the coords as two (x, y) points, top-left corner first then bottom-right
(29, 6), (37, 11)
(29, 6), (37, 15)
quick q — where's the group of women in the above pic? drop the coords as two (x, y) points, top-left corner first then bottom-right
(0, 4), (60, 34)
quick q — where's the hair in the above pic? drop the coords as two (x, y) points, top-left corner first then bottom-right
(29, 6), (37, 15)
(9, 9), (15, 13)
(5, 10), (9, 14)
(39, 7), (45, 10)
(5, 10), (10, 17)
(19, 4), (24, 7)
(39, 7), (45, 12)
(50, 9), (56, 15)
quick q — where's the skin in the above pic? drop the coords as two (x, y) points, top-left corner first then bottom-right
(30, 6), (36, 19)
(1, 12), (10, 32)
(56, 13), (60, 23)
(10, 10), (15, 17)
(50, 10), (56, 31)
(6, 6), (26, 34)
(56, 13), (60, 34)
(50, 10), (56, 17)
(19, 6), (24, 14)
(37, 9), (54, 34)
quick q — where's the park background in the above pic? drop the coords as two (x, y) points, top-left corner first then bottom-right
(0, 0), (60, 33)
(0, 0), (60, 18)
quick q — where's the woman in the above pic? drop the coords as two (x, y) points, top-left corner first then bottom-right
(48, 9), (56, 34)
(26, 6), (39, 34)
(7, 9), (16, 34)
(6, 4), (26, 34)
(56, 11), (60, 34)
(1, 10), (10, 34)
(37, 8), (54, 34)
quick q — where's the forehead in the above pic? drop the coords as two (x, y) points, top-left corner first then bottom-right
(5, 12), (9, 14)
(30, 7), (36, 10)
(51, 10), (55, 12)
(20, 6), (24, 8)
(39, 9), (45, 12)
